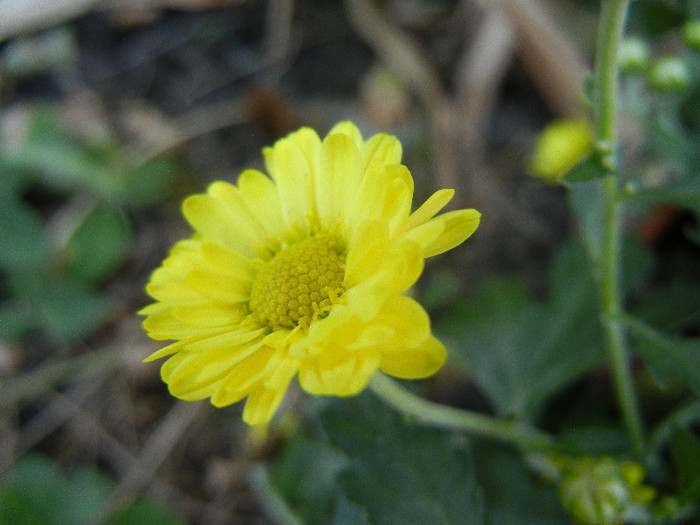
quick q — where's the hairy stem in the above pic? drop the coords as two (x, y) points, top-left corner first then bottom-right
(370, 374), (554, 451)
(593, 0), (645, 456)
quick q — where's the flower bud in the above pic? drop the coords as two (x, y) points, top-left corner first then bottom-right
(559, 457), (629, 525)
(554, 456), (655, 525)
(528, 119), (594, 183)
(647, 56), (690, 92)
(619, 37), (650, 72)
(682, 19), (700, 51)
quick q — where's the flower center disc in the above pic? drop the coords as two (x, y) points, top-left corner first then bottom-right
(249, 234), (346, 330)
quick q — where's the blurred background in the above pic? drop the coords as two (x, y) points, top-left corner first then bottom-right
(1, 0), (698, 523)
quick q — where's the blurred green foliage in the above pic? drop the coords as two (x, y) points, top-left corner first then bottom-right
(0, 455), (185, 525)
(0, 108), (175, 342)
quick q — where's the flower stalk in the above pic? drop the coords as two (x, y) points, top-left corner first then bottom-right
(369, 373), (555, 451)
(592, 0), (645, 456)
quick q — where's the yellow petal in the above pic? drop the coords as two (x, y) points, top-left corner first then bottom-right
(162, 339), (265, 400)
(199, 242), (255, 280)
(145, 266), (201, 304)
(339, 353), (382, 395)
(181, 326), (266, 353)
(328, 120), (363, 149)
(286, 127), (322, 181)
(405, 208), (481, 257)
(361, 132), (402, 171)
(142, 307), (223, 340)
(344, 163), (387, 240)
(379, 336), (446, 379)
(263, 136), (315, 232)
(237, 169), (286, 242)
(353, 295), (431, 351)
(211, 346), (279, 406)
(264, 356), (300, 391)
(317, 133), (363, 227)
(345, 223), (423, 295)
(172, 305), (245, 328)
(344, 220), (390, 286)
(243, 384), (289, 425)
(402, 188), (454, 232)
(207, 181), (271, 251)
(182, 194), (259, 258)
(185, 269), (250, 303)
(381, 165), (414, 233)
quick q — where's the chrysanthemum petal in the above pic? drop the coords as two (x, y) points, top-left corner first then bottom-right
(344, 220), (389, 286)
(143, 332), (227, 362)
(181, 326), (267, 353)
(185, 270), (249, 303)
(353, 295), (432, 351)
(299, 346), (381, 396)
(265, 356), (299, 391)
(142, 307), (224, 340)
(172, 305), (244, 327)
(199, 242), (255, 280)
(211, 346), (279, 406)
(361, 132), (402, 171)
(242, 384), (289, 425)
(263, 137), (315, 233)
(285, 127), (322, 179)
(345, 221), (423, 297)
(162, 339), (265, 400)
(237, 169), (286, 242)
(299, 350), (354, 395)
(328, 120), (363, 149)
(405, 208), (481, 257)
(343, 164), (387, 241)
(183, 194), (260, 258)
(379, 335), (446, 378)
(317, 133), (363, 227)
(145, 267), (202, 304)
(381, 165), (414, 233)
(402, 188), (454, 232)
(341, 355), (382, 395)
(207, 181), (271, 250)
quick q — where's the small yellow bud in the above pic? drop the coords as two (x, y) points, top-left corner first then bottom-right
(528, 119), (594, 183)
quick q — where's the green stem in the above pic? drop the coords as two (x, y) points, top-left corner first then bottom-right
(369, 373), (554, 451)
(593, 0), (645, 456)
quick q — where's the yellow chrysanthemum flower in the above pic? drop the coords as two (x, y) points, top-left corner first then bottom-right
(140, 121), (480, 424)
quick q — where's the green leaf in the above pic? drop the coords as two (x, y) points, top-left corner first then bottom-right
(630, 279), (700, 331)
(0, 198), (48, 270)
(0, 455), (68, 525)
(625, 315), (700, 394)
(561, 155), (608, 184)
(105, 499), (186, 525)
(669, 431), (700, 504)
(329, 495), (369, 525)
(568, 178), (606, 263)
(473, 441), (569, 524)
(0, 455), (110, 525)
(63, 205), (132, 284)
(118, 157), (175, 208)
(60, 467), (113, 524)
(270, 434), (348, 525)
(438, 241), (606, 420)
(7, 270), (111, 341)
(5, 109), (120, 197)
(320, 393), (486, 525)
(0, 300), (34, 339)
(3, 109), (173, 207)
(634, 176), (700, 215)
(0, 455), (185, 525)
